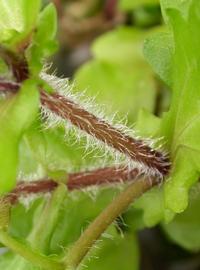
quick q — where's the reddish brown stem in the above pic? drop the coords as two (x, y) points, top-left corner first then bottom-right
(0, 80), (170, 176)
(6, 166), (139, 204)
(41, 90), (170, 176)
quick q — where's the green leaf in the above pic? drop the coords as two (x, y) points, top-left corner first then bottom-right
(92, 27), (147, 64)
(164, 146), (199, 213)
(134, 187), (174, 227)
(27, 185), (67, 254)
(121, 0), (200, 222)
(163, 183), (200, 251)
(135, 108), (161, 137)
(36, 3), (57, 43)
(127, 108), (174, 227)
(159, 1), (200, 213)
(22, 0), (41, 34)
(0, 232), (139, 270)
(75, 60), (156, 124)
(20, 125), (97, 178)
(0, 188), (128, 270)
(143, 31), (173, 86)
(9, 198), (45, 240)
(160, 0), (191, 23)
(0, 80), (39, 194)
(28, 3), (58, 75)
(0, 0), (41, 47)
(75, 27), (158, 124)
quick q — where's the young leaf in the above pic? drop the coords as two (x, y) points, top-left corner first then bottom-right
(35, 3), (57, 43)
(0, 0), (41, 47)
(28, 3), (58, 75)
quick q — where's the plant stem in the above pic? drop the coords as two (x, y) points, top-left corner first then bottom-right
(41, 90), (170, 176)
(0, 79), (170, 176)
(7, 166), (139, 204)
(0, 229), (64, 270)
(63, 176), (159, 269)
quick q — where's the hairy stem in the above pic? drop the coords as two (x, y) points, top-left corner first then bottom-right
(0, 80), (170, 176)
(6, 166), (139, 204)
(41, 90), (170, 176)
(0, 229), (64, 270)
(63, 176), (159, 269)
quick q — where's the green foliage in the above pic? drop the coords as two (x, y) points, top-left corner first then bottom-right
(143, 31), (173, 87)
(133, 0), (200, 228)
(9, 198), (45, 240)
(20, 125), (83, 179)
(0, 81), (39, 193)
(75, 27), (157, 123)
(0, 1), (58, 188)
(163, 184), (200, 251)
(92, 27), (145, 63)
(50, 188), (119, 254)
(161, 0), (200, 213)
(0, 0), (57, 75)
(0, 187), (139, 269)
(0, 0), (41, 47)
(27, 3), (58, 75)
(160, 0), (191, 23)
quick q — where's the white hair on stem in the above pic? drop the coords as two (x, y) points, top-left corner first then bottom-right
(40, 72), (169, 178)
